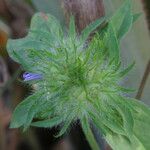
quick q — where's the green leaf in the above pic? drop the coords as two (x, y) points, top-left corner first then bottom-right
(106, 23), (120, 62)
(110, 0), (133, 40)
(69, 16), (76, 39)
(23, 104), (37, 131)
(114, 86), (136, 93)
(31, 117), (62, 128)
(10, 92), (42, 128)
(7, 12), (63, 64)
(12, 51), (31, 71)
(117, 61), (135, 78)
(26, 48), (60, 68)
(80, 17), (105, 44)
(30, 12), (63, 40)
(129, 99), (150, 150)
(106, 134), (145, 150)
(7, 38), (49, 64)
(109, 95), (134, 138)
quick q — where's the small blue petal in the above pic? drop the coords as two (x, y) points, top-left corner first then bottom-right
(23, 72), (43, 81)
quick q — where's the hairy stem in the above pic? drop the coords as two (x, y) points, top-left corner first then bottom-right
(81, 116), (100, 150)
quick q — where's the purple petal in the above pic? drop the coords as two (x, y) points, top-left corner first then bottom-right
(23, 72), (43, 81)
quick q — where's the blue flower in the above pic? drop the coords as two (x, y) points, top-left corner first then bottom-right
(23, 72), (42, 81)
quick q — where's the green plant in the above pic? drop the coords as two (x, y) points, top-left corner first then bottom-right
(7, 0), (150, 150)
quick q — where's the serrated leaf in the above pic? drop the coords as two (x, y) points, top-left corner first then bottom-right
(110, 0), (133, 40)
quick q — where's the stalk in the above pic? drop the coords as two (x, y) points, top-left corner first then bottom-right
(81, 116), (100, 150)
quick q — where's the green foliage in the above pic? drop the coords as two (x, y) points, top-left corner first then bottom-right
(31, 117), (62, 128)
(80, 17), (105, 44)
(10, 92), (43, 129)
(110, 0), (133, 40)
(7, 0), (150, 150)
(106, 98), (150, 150)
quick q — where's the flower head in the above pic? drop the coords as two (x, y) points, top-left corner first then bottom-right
(7, 1), (150, 150)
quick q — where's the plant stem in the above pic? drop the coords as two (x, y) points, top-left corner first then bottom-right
(81, 116), (100, 150)
(136, 60), (150, 100)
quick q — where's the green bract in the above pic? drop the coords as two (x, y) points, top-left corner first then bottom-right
(7, 0), (150, 150)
